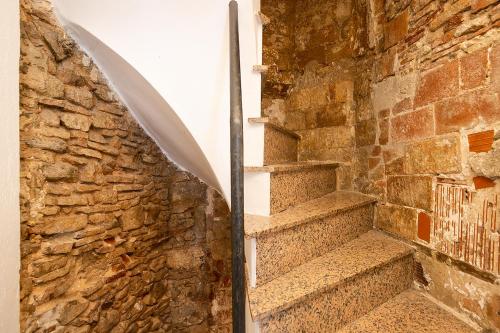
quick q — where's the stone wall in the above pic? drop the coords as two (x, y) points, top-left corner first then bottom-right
(368, 1), (500, 330)
(262, 0), (500, 330)
(19, 1), (231, 332)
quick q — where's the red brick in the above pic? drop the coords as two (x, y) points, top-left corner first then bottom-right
(415, 60), (459, 107)
(471, 0), (497, 12)
(390, 107), (434, 143)
(468, 130), (495, 152)
(417, 212), (431, 243)
(460, 48), (488, 90)
(384, 10), (409, 50)
(392, 97), (413, 115)
(434, 90), (498, 134)
(473, 176), (496, 189)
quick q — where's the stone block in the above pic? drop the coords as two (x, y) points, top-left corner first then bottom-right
(32, 214), (88, 235)
(469, 141), (500, 178)
(379, 118), (389, 145)
(166, 246), (204, 270)
(64, 86), (95, 109)
(471, 0), (497, 11)
(42, 162), (78, 181)
(491, 43), (500, 93)
(414, 60), (459, 107)
(460, 48), (488, 89)
(356, 119), (377, 147)
(387, 176), (433, 210)
(60, 113), (92, 131)
(390, 106), (434, 143)
(333, 81), (354, 103)
(384, 10), (409, 50)
(435, 90), (498, 134)
(27, 136), (67, 153)
(376, 204), (417, 240)
(405, 135), (461, 174)
(121, 205), (145, 231)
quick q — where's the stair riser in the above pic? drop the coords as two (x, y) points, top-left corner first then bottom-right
(270, 167), (336, 214)
(264, 126), (298, 165)
(259, 255), (414, 333)
(254, 204), (374, 286)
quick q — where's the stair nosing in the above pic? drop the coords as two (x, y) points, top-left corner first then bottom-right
(248, 231), (415, 321)
(245, 191), (377, 238)
(244, 160), (340, 173)
(248, 117), (301, 139)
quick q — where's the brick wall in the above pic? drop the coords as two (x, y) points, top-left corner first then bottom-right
(368, 1), (500, 329)
(19, 1), (231, 332)
(262, 0), (500, 329)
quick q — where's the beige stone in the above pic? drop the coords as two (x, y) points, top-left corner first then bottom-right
(404, 135), (461, 174)
(387, 176), (433, 211)
(376, 204), (417, 240)
(121, 205), (144, 231)
(32, 214), (88, 235)
(60, 113), (92, 131)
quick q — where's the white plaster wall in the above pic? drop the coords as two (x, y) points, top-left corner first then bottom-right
(53, 0), (264, 204)
(0, 0), (20, 331)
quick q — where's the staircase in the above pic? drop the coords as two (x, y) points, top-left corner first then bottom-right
(244, 117), (477, 332)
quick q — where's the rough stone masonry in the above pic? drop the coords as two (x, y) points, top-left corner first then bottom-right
(19, 0), (232, 332)
(262, 0), (500, 330)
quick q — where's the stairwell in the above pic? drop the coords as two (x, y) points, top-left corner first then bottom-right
(243, 117), (477, 332)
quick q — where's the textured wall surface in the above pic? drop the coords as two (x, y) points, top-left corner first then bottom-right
(262, 0), (500, 330)
(19, 1), (231, 332)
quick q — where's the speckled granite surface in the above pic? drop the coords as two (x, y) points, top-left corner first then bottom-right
(260, 255), (414, 332)
(245, 191), (376, 237)
(255, 204), (374, 286)
(264, 125), (298, 165)
(270, 165), (337, 213)
(338, 290), (477, 333)
(248, 231), (414, 321)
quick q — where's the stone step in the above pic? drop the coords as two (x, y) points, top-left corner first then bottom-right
(246, 191), (376, 286)
(245, 161), (339, 214)
(248, 231), (414, 332)
(338, 290), (478, 333)
(248, 117), (300, 165)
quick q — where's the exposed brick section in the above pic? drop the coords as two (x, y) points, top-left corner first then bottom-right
(473, 176), (496, 189)
(19, 1), (231, 332)
(414, 60), (459, 107)
(417, 212), (431, 243)
(468, 130), (495, 152)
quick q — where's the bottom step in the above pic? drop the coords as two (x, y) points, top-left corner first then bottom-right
(338, 290), (477, 333)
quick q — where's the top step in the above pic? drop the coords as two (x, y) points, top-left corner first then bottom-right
(245, 160), (339, 173)
(248, 117), (301, 139)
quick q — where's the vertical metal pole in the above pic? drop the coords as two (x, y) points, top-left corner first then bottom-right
(229, 1), (245, 332)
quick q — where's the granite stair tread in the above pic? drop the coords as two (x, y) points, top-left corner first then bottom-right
(338, 289), (478, 333)
(245, 191), (376, 238)
(244, 160), (339, 173)
(248, 230), (414, 321)
(248, 117), (301, 139)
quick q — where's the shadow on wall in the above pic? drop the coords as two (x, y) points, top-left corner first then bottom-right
(57, 21), (221, 193)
